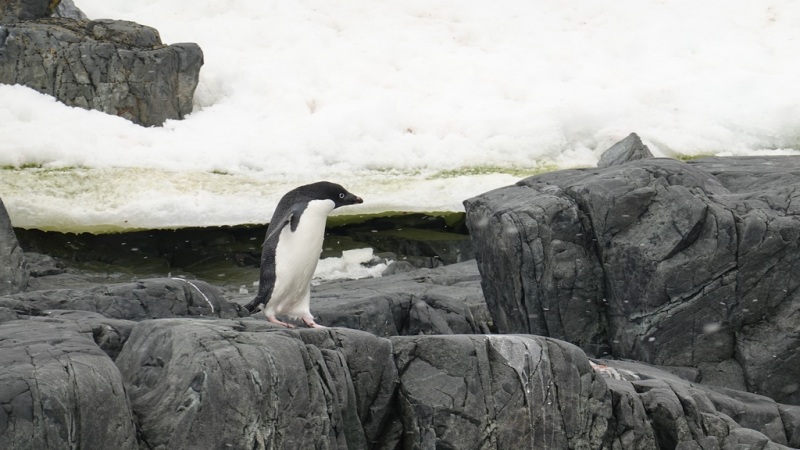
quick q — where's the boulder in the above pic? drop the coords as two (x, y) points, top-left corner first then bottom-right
(114, 319), (614, 450)
(593, 359), (795, 449)
(114, 319), (401, 450)
(0, 318), (137, 449)
(597, 132), (655, 167)
(0, 0), (57, 22)
(0, 197), (27, 296)
(0, 18), (203, 127)
(464, 156), (800, 405)
(2, 277), (247, 321)
(52, 0), (86, 20)
(305, 260), (492, 335)
(391, 334), (611, 449)
(350, 228), (474, 265)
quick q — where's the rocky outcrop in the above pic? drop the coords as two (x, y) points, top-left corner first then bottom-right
(0, 317), (138, 449)
(3, 277), (247, 320)
(0, 0), (57, 22)
(597, 132), (655, 167)
(3, 313), (794, 449)
(392, 334), (610, 449)
(115, 319), (400, 450)
(0, 15), (203, 126)
(594, 358), (800, 450)
(464, 155), (800, 406)
(306, 260), (491, 335)
(0, 197), (27, 296)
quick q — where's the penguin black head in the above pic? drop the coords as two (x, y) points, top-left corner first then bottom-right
(298, 181), (363, 209)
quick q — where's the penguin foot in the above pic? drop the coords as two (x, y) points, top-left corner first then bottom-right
(267, 315), (296, 329)
(302, 317), (326, 328)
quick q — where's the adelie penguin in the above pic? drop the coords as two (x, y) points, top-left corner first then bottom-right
(244, 181), (363, 328)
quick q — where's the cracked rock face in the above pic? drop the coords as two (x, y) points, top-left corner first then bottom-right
(0, 17), (203, 127)
(0, 318), (137, 450)
(392, 334), (611, 450)
(3, 278), (247, 320)
(464, 156), (800, 405)
(114, 319), (401, 450)
(0, 197), (27, 296)
(307, 260), (492, 335)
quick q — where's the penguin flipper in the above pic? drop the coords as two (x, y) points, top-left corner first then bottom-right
(261, 203), (306, 247)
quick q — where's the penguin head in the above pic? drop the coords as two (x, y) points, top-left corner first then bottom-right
(304, 181), (363, 209)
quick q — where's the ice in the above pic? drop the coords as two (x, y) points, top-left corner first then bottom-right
(313, 248), (387, 281)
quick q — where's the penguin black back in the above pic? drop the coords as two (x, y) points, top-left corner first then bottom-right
(245, 181), (363, 322)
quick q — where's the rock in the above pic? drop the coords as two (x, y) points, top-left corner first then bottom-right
(0, 0), (56, 22)
(114, 319), (616, 450)
(52, 0), (87, 20)
(33, 310), (136, 359)
(3, 277), (247, 321)
(465, 156), (800, 405)
(463, 173), (608, 356)
(114, 319), (401, 450)
(597, 132), (655, 167)
(722, 428), (791, 450)
(0, 18), (203, 127)
(23, 251), (65, 277)
(697, 359), (747, 392)
(0, 318), (137, 449)
(351, 228), (474, 265)
(304, 260), (491, 335)
(392, 334), (611, 449)
(603, 378), (658, 449)
(594, 359), (795, 449)
(0, 197), (27, 296)
(778, 404), (800, 448)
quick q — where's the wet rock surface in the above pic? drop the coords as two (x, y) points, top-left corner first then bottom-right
(305, 260), (491, 335)
(465, 154), (800, 407)
(0, 14), (202, 126)
(0, 197), (27, 295)
(597, 132), (655, 167)
(0, 316), (137, 450)
(3, 277), (247, 321)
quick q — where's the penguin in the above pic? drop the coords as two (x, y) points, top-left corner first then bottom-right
(244, 181), (363, 328)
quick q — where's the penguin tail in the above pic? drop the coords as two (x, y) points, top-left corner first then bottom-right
(244, 295), (265, 314)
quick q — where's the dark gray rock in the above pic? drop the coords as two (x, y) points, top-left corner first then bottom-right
(351, 228), (473, 265)
(114, 319), (401, 450)
(594, 359), (795, 450)
(391, 334), (611, 449)
(0, 318), (137, 449)
(603, 377), (658, 450)
(3, 277), (247, 321)
(52, 0), (87, 20)
(778, 404), (800, 448)
(23, 251), (65, 277)
(0, 0), (55, 22)
(303, 260), (491, 335)
(115, 319), (621, 450)
(0, 18), (202, 127)
(465, 156), (800, 405)
(0, 197), (27, 296)
(721, 428), (791, 450)
(32, 309), (136, 359)
(597, 132), (655, 167)
(462, 174), (608, 356)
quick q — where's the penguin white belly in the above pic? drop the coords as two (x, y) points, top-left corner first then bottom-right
(265, 199), (334, 319)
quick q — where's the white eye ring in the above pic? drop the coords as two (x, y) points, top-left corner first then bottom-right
(339, 193), (345, 199)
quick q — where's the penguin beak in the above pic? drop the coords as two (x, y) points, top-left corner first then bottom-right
(354, 196), (363, 204)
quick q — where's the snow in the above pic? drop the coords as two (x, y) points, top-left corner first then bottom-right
(1, 0), (799, 232)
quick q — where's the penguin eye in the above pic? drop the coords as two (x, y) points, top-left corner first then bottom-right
(339, 193), (345, 199)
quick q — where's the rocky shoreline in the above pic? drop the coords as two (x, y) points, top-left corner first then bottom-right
(3, 134), (800, 449)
